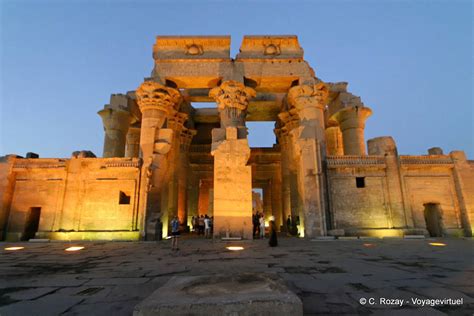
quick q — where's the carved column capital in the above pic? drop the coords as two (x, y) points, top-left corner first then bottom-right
(168, 112), (189, 133)
(331, 105), (372, 155)
(331, 106), (372, 130)
(98, 108), (132, 132)
(136, 81), (181, 114)
(209, 81), (256, 129)
(287, 82), (329, 112)
(97, 108), (132, 157)
(209, 80), (256, 112)
(180, 128), (197, 152)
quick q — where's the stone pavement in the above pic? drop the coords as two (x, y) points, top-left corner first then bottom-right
(0, 236), (472, 315)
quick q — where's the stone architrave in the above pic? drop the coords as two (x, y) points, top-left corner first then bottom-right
(98, 108), (132, 157)
(210, 81), (255, 239)
(135, 81), (181, 240)
(287, 83), (330, 237)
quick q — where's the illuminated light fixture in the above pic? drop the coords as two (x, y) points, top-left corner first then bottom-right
(363, 243), (375, 247)
(226, 246), (244, 251)
(65, 246), (84, 252)
(5, 246), (24, 251)
(165, 236), (172, 240)
(429, 242), (446, 247)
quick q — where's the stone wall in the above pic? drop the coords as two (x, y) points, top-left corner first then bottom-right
(326, 154), (471, 237)
(2, 157), (141, 241)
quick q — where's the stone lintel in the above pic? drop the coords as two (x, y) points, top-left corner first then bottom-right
(237, 35), (304, 60)
(153, 35), (231, 61)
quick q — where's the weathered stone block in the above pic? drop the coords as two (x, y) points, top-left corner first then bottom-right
(133, 274), (303, 316)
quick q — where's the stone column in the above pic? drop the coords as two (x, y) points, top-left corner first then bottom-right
(332, 106), (372, 155)
(198, 179), (211, 216)
(282, 111), (303, 235)
(186, 173), (200, 222)
(125, 125), (141, 158)
(275, 118), (293, 231)
(135, 81), (181, 240)
(287, 82), (330, 237)
(262, 185), (272, 219)
(98, 108), (132, 157)
(325, 125), (344, 156)
(177, 128), (196, 227)
(368, 137), (410, 228)
(271, 170), (283, 231)
(450, 151), (473, 237)
(210, 81), (256, 239)
(166, 112), (188, 231)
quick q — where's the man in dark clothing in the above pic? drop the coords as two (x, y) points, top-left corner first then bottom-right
(252, 213), (259, 238)
(286, 215), (292, 234)
(269, 216), (278, 247)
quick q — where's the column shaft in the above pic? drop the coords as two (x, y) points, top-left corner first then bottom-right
(126, 126), (141, 158)
(98, 108), (132, 158)
(332, 106), (372, 156)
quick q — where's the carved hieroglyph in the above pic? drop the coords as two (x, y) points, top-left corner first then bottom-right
(211, 128), (253, 239)
(210, 81), (255, 239)
(285, 83), (330, 237)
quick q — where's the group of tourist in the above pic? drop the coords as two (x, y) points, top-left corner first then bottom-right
(170, 213), (278, 251)
(252, 212), (266, 239)
(191, 215), (213, 238)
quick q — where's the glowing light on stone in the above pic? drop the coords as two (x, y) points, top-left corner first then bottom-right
(363, 243), (375, 247)
(226, 246), (244, 251)
(429, 242), (446, 247)
(65, 246), (84, 252)
(5, 247), (24, 251)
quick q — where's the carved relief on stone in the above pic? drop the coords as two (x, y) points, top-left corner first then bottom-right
(264, 43), (281, 56)
(167, 112), (189, 133)
(287, 82), (329, 111)
(180, 128), (197, 151)
(209, 80), (256, 112)
(185, 44), (203, 55)
(135, 81), (181, 114)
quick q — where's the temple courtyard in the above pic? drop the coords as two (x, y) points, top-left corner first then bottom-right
(0, 236), (472, 315)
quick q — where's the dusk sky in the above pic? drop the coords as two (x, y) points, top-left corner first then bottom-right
(1, 0), (472, 158)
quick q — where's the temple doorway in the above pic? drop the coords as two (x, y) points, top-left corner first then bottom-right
(22, 207), (41, 241)
(423, 203), (444, 237)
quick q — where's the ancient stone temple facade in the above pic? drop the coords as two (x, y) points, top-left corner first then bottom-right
(1, 35), (473, 241)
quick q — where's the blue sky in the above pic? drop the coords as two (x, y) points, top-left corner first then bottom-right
(1, 0), (472, 158)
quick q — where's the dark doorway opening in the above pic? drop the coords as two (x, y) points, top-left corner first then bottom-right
(22, 207), (41, 241)
(423, 203), (443, 237)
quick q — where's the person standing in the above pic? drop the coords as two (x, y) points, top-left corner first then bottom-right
(198, 215), (205, 236)
(259, 214), (265, 239)
(286, 215), (292, 235)
(269, 215), (278, 247)
(252, 213), (259, 238)
(204, 215), (211, 239)
(170, 216), (180, 251)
